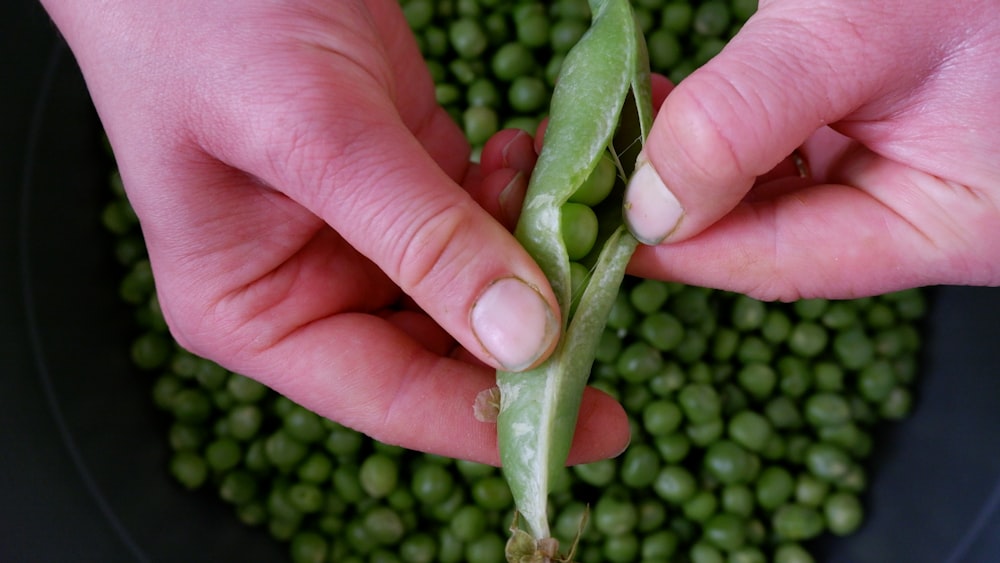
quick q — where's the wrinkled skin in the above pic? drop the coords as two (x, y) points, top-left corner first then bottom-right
(41, 0), (627, 465)
(42, 0), (999, 463)
(624, 0), (1000, 300)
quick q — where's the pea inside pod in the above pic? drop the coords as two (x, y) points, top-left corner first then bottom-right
(492, 0), (654, 560)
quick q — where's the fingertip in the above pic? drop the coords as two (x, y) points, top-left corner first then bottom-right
(624, 152), (685, 245)
(566, 387), (630, 465)
(470, 276), (560, 372)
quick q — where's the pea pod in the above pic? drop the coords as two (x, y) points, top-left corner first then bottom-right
(493, 0), (653, 559)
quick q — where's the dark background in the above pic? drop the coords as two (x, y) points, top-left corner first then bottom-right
(3, 1), (999, 561)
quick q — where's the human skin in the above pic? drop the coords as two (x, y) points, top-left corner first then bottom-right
(40, 0), (629, 465)
(622, 0), (1000, 301)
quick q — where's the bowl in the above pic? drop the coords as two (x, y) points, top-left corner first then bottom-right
(4, 2), (1000, 561)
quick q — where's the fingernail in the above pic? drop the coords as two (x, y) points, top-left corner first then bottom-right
(471, 277), (558, 372)
(501, 130), (536, 172)
(623, 154), (683, 245)
(497, 171), (526, 230)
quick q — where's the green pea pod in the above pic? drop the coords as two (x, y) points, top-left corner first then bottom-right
(494, 0), (653, 558)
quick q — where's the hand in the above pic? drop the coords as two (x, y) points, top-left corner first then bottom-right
(42, 0), (629, 464)
(623, 0), (1000, 300)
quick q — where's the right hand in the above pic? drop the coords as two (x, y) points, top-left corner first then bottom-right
(623, 0), (1000, 301)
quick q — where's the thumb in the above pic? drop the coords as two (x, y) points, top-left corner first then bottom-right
(624, 0), (926, 245)
(279, 101), (561, 373)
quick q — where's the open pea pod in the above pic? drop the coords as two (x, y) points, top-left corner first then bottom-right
(494, 0), (654, 559)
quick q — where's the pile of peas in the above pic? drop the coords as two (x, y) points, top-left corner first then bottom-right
(99, 1), (928, 562)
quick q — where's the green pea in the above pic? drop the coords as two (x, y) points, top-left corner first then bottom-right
(470, 475), (513, 511)
(760, 308), (792, 343)
(573, 457), (617, 487)
(755, 465), (794, 510)
(679, 382), (722, 424)
(721, 484), (755, 518)
(772, 503), (825, 541)
(727, 410), (773, 452)
(639, 311), (685, 351)
(508, 75), (549, 112)
(660, 1), (694, 33)
(637, 497), (669, 532)
(825, 491), (864, 536)
(287, 482), (325, 514)
(804, 392), (852, 427)
(170, 451), (208, 490)
(323, 422), (363, 457)
(656, 432), (692, 464)
(607, 287), (639, 330)
(594, 488), (639, 536)
(616, 341), (664, 383)
(858, 359), (897, 402)
(731, 294), (766, 331)
(131, 332), (170, 370)
(643, 399), (684, 436)
(490, 42), (535, 81)
(833, 327), (875, 369)
(646, 28), (683, 70)
(804, 442), (851, 482)
(170, 388), (213, 424)
(687, 418), (725, 447)
(204, 437), (242, 473)
(813, 361), (845, 392)
(729, 546), (768, 563)
(226, 405), (264, 441)
(764, 395), (803, 429)
(290, 531), (328, 563)
(410, 463), (454, 505)
(283, 405), (324, 443)
(712, 327), (740, 361)
(880, 386), (913, 419)
(550, 18), (589, 53)
(363, 505), (406, 546)
(449, 18), (488, 59)
(463, 106), (499, 146)
(465, 533), (506, 563)
(670, 286), (712, 324)
(703, 512), (747, 552)
(641, 529), (680, 559)
(737, 335), (773, 364)
(737, 363), (777, 400)
(357, 453), (398, 499)
(296, 451), (333, 484)
(264, 429), (308, 473)
(560, 201), (600, 260)
(682, 490), (719, 523)
(544, 53), (565, 87)
(620, 443), (661, 488)
(399, 533), (437, 563)
(449, 504), (487, 541)
(513, 4), (550, 47)
(788, 322), (828, 358)
(603, 533), (640, 563)
(570, 152), (618, 206)
(593, 327), (622, 364)
(466, 78), (501, 108)
(774, 543), (816, 563)
(227, 373), (269, 403)
(674, 330), (710, 364)
(703, 440), (754, 485)
(653, 465), (697, 504)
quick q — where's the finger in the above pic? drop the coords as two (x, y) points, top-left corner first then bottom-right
(471, 129), (537, 230)
(623, 1), (944, 246)
(234, 313), (629, 465)
(293, 110), (559, 373)
(629, 147), (1000, 300)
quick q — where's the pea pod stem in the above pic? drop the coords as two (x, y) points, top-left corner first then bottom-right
(494, 0), (653, 556)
